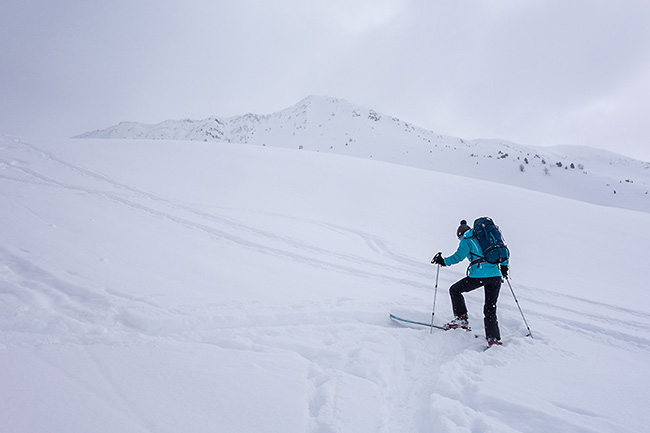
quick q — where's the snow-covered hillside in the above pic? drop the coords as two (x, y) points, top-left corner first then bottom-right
(1, 134), (649, 432)
(77, 95), (650, 213)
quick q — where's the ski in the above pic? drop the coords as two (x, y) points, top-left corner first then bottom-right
(389, 313), (448, 330)
(389, 313), (482, 339)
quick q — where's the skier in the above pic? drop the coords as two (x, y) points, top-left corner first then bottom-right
(431, 219), (509, 346)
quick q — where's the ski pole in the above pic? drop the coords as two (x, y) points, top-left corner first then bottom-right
(505, 277), (533, 338)
(430, 264), (440, 334)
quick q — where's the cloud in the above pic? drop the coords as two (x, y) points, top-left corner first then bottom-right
(1, 0), (649, 161)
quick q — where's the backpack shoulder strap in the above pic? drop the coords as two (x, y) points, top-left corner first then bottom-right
(467, 236), (485, 267)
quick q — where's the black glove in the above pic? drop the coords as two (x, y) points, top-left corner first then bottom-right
(431, 252), (446, 266)
(501, 265), (509, 279)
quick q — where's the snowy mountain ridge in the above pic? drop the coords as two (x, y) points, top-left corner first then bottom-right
(77, 95), (650, 213)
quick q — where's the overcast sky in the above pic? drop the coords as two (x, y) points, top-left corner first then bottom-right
(2, 0), (649, 161)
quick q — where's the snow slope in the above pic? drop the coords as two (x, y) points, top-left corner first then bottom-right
(77, 95), (650, 214)
(1, 135), (649, 432)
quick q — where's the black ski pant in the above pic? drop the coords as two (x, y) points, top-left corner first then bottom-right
(449, 276), (501, 340)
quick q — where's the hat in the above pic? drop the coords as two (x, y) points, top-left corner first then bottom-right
(456, 219), (470, 238)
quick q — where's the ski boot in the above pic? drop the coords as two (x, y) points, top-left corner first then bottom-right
(444, 314), (470, 330)
(487, 337), (503, 347)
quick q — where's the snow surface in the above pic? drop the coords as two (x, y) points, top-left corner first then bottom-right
(1, 134), (649, 433)
(77, 95), (650, 214)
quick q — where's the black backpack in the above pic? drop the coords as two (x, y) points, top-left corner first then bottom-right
(471, 217), (509, 265)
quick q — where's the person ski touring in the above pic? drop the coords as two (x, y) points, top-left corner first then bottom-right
(431, 218), (509, 347)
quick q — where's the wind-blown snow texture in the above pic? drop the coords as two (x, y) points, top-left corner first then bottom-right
(2, 98), (650, 432)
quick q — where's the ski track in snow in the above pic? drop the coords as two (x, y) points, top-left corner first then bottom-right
(2, 138), (649, 432)
(2, 140), (433, 292)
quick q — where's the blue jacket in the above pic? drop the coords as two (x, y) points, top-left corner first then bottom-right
(444, 229), (509, 278)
